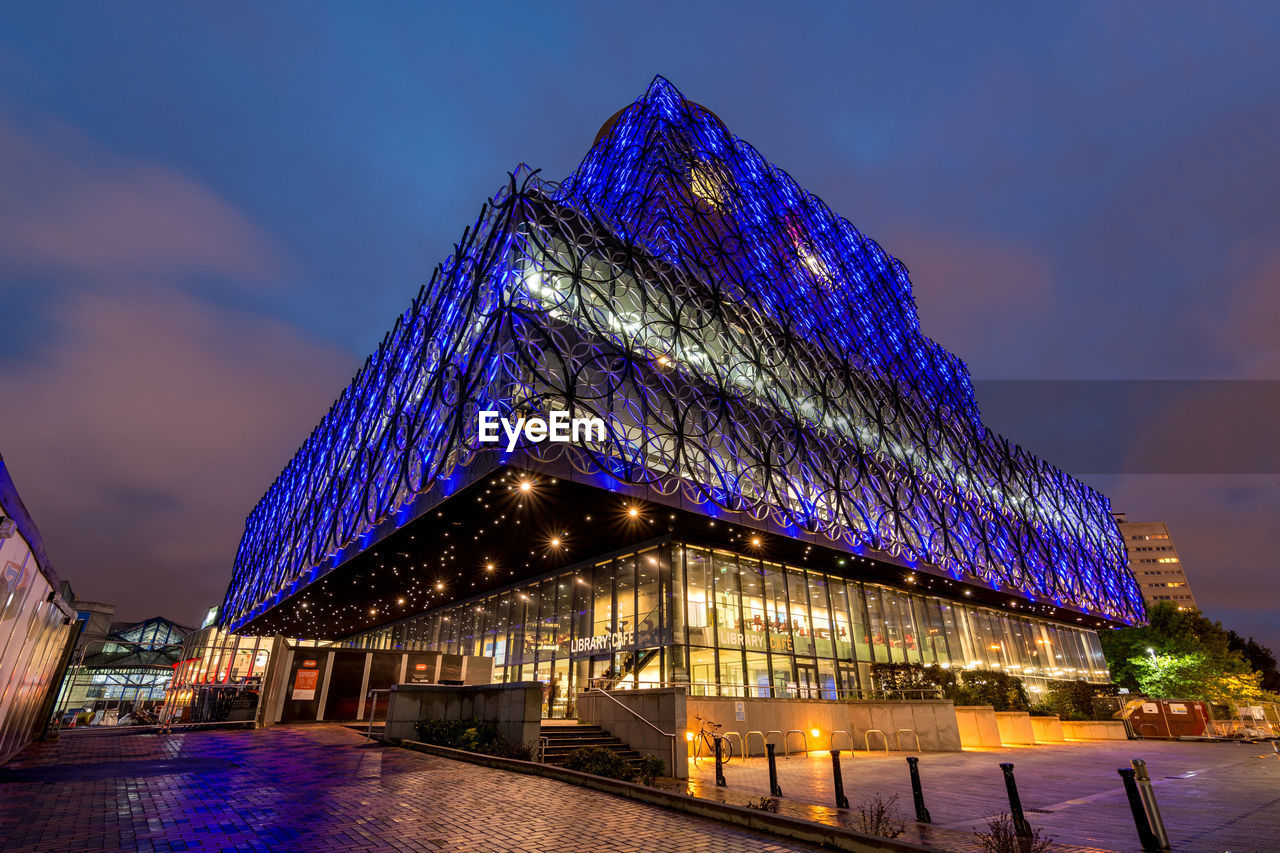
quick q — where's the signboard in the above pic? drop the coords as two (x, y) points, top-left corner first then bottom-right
(571, 630), (635, 655)
(1169, 703), (1187, 714)
(291, 668), (319, 701)
(1142, 702), (1158, 714)
(734, 701), (745, 722)
(406, 652), (440, 684)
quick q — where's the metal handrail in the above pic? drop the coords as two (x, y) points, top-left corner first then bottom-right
(830, 729), (853, 752)
(585, 688), (677, 776)
(366, 689), (390, 741)
(535, 736), (550, 763)
(865, 728), (889, 754)
(895, 728), (920, 751)
(745, 730), (767, 757)
(783, 729), (808, 758)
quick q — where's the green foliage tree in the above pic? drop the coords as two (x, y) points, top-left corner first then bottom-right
(1227, 631), (1280, 693)
(1099, 603), (1277, 704)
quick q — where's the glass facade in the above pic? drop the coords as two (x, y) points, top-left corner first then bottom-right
(351, 540), (1110, 715)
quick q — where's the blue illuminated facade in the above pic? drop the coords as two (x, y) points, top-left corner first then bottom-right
(221, 78), (1144, 649)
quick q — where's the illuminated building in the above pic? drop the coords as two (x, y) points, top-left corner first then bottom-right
(218, 78), (1143, 707)
(1113, 514), (1198, 611)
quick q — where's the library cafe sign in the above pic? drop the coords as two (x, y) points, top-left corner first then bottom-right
(571, 629), (635, 654)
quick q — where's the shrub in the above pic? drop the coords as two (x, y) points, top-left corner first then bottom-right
(746, 796), (779, 812)
(564, 746), (631, 780)
(414, 718), (530, 760)
(633, 754), (666, 785)
(973, 814), (1054, 853)
(854, 793), (905, 839)
(1038, 679), (1118, 721)
(869, 662), (953, 698)
(954, 670), (1030, 711)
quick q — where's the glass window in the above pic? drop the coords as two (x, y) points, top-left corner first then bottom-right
(864, 586), (890, 663)
(686, 548), (714, 647)
(688, 647), (717, 697)
(738, 558), (770, 656)
(763, 562), (793, 658)
(712, 551), (743, 650)
(786, 569), (815, 657)
(592, 560), (614, 639)
(615, 554), (637, 646)
(636, 549), (661, 648)
(808, 571), (836, 663)
(828, 578), (855, 662)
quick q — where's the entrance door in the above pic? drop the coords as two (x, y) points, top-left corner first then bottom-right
(837, 663), (860, 700)
(794, 662), (820, 700)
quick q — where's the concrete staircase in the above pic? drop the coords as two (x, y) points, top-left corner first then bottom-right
(538, 723), (645, 772)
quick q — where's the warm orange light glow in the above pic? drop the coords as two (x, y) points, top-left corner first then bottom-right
(685, 731), (694, 741)
(628, 507), (639, 518)
(810, 728), (820, 739)
(519, 480), (532, 492)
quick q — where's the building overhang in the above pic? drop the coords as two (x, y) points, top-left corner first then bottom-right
(234, 459), (1125, 640)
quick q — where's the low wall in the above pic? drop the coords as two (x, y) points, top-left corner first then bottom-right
(994, 711), (1035, 746)
(954, 706), (1001, 748)
(685, 696), (962, 754)
(1030, 715), (1065, 743)
(576, 688), (688, 779)
(1061, 720), (1128, 741)
(384, 682), (542, 749)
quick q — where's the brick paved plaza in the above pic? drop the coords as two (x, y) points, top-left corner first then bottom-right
(0, 725), (816, 853)
(687, 739), (1280, 852)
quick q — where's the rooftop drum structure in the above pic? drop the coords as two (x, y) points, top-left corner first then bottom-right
(220, 78), (1144, 640)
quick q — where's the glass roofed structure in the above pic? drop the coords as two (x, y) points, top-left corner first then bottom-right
(219, 78), (1143, 704)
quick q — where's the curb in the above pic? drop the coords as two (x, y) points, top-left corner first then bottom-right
(392, 737), (932, 853)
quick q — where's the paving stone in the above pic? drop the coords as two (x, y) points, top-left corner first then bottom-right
(686, 739), (1280, 852)
(0, 725), (822, 852)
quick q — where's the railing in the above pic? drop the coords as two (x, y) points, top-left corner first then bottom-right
(366, 689), (390, 741)
(534, 736), (550, 763)
(585, 688), (677, 776)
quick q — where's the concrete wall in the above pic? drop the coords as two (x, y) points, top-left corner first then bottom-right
(994, 711), (1036, 746)
(685, 696), (962, 755)
(1031, 715), (1065, 743)
(576, 688), (688, 779)
(384, 682), (542, 749)
(1061, 720), (1128, 741)
(954, 706), (1001, 748)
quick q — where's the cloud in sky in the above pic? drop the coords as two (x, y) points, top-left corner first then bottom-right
(0, 108), (354, 623)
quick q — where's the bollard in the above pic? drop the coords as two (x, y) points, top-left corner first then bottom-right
(906, 756), (931, 823)
(714, 736), (726, 787)
(767, 743), (783, 797)
(1273, 741), (1279, 762)
(831, 749), (850, 809)
(1131, 759), (1171, 851)
(1118, 768), (1162, 851)
(999, 763), (1033, 840)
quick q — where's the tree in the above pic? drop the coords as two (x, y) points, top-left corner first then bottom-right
(1099, 603), (1278, 704)
(1227, 631), (1280, 693)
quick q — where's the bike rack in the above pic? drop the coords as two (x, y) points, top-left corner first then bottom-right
(745, 730), (767, 758)
(783, 729), (808, 758)
(895, 728), (921, 752)
(723, 731), (744, 761)
(864, 728), (890, 755)
(765, 729), (784, 756)
(830, 729), (853, 753)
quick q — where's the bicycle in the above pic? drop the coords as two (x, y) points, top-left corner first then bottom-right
(691, 714), (734, 767)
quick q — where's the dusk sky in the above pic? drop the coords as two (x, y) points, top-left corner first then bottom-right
(2, 4), (1277, 649)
